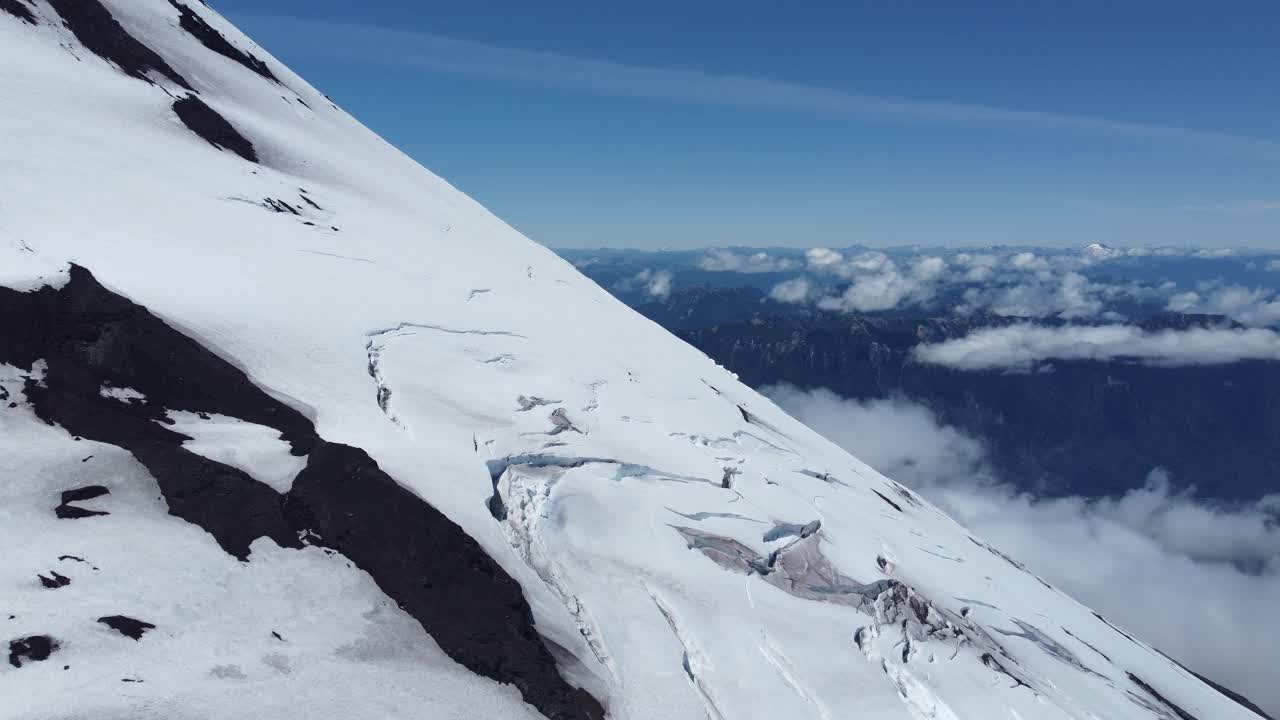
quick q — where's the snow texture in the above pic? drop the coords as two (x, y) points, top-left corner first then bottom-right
(164, 410), (306, 493)
(0, 3), (1269, 720)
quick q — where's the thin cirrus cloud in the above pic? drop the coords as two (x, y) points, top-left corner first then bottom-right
(235, 15), (1280, 153)
(1177, 199), (1280, 215)
(913, 324), (1280, 371)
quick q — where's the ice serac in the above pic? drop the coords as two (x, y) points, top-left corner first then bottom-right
(0, 2), (1272, 720)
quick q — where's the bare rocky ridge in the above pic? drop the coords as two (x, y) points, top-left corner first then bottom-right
(172, 94), (259, 163)
(167, 0), (279, 83)
(46, 0), (192, 90)
(0, 266), (603, 720)
(0, 0), (35, 25)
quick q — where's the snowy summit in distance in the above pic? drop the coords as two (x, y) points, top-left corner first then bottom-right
(0, 2), (1270, 720)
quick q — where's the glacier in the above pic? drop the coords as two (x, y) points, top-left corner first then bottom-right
(0, 2), (1269, 719)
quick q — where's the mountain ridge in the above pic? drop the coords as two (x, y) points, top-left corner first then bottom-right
(0, 2), (1269, 719)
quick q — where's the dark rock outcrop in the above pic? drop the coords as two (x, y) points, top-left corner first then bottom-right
(167, 0), (278, 83)
(172, 95), (259, 163)
(98, 615), (156, 640)
(8, 636), (57, 668)
(46, 0), (192, 90)
(0, 0), (36, 25)
(0, 265), (602, 720)
(38, 571), (71, 589)
(61, 485), (109, 504)
(55, 484), (112, 518)
(285, 441), (605, 720)
(1128, 672), (1199, 720)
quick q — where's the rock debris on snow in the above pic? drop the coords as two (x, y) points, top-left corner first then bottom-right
(98, 615), (157, 640)
(0, 4), (1270, 719)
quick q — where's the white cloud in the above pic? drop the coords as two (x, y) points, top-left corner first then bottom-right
(1193, 247), (1239, 259)
(764, 384), (1280, 717)
(763, 386), (991, 487)
(792, 247), (1165, 319)
(913, 324), (1280, 371)
(818, 268), (921, 312)
(633, 245), (1280, 326)
(615, 268), (675, 300)
(954, 252), (1000, 282)
(954, 271), (1108, 320)
(769, 277), (812, 304)
(642, 269), (674, 300)
(1010, 251), (1049, 271)
(1168, 285), (1280, 327)
(697, 248), (799, 273)
(1166, 291), (1200, 312)
(803, 252), (947, 312)
(805, 247), (845, 269)
(912, 255), (947, 281)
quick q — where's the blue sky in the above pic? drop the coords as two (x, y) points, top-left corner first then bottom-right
(219, 1), (1280, 250)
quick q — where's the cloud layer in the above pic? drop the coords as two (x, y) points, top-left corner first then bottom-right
(1170, 284), (1280, 327)
(749, 245), (1163, 318)
(912, 324), (1280, 371)
(764, 384), (1280, 717)
(692, 245), (1280, 331)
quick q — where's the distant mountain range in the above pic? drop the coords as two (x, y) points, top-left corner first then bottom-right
(561, 251), (1280, 503)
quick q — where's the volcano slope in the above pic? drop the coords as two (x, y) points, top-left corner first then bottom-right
(0, 3), (1269, 720)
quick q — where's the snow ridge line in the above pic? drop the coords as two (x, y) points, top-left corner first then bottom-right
(646, 586), (727, 720)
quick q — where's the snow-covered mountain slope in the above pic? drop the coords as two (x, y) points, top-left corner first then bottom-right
(0, 3), (1267, 719)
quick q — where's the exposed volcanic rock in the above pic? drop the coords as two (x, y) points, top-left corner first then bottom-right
(285, 441), (606, 720)
(1128, 672), (1200, 720)
(8, 636), (57, 668)
(3, 3), (1274, 717)
(38, 571), (72, 589)
(61, 485), (110, 504)
(45, 0), (193, 90)
(167, 0), (279, 83)
(0, 0), (36, 25)
(98, 615), (156, 640)
(172, 95), (259, 163)
(0, 266), (314, 452)
(0, 265), (601, 720)
(56, 485), (112, 518)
